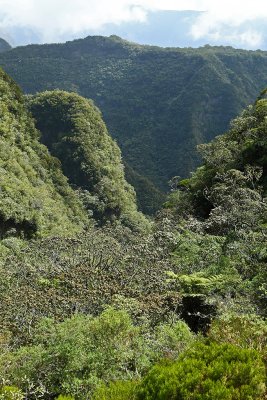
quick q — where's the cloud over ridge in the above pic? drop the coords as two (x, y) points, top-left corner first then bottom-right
(0, 0), (267, 48)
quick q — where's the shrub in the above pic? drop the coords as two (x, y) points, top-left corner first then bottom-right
(0, 386), (23, 400)
(92, 380), (138, 400)
(208, 313), (267, 363)
(138, 341), (266, 400)
(0, 308), (150, 398)
(151, 320), (194, 360)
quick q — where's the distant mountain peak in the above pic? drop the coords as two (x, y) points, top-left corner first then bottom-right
(0, 38), (12, 53)
(109, 34), (124, 41)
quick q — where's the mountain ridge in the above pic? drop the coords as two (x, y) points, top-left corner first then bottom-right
(1, 35), (267, 197)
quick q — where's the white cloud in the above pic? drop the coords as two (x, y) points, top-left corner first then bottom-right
(0, 0), (150, 42)
(239, 30), (263, 48)
(188, 0), (267, 48)
(0, 0), (267, 47)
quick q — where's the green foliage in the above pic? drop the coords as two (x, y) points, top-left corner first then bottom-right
(124, 163), (166, 215)
(167, 271), (239, 296)
(0, 221), (182, 341)
(167, 98), (267, 226)
(0, 220), (196, 399)
(0, 308), (151, 398)
(171, 230), (225, 273)
(28, 90), (148, 229)
(0, 68), (88, 239)
(150, 320), (194, 360)
(163, 96), (267, 316)
(92, 380), (138, 400)
(0, 386), (23, 400)
(138, 342), (266, 400)
(208, 313), (267, 362)
(203, 168), (266, 235)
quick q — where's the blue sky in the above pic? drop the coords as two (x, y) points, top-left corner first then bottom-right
(0, 0), (267, 49)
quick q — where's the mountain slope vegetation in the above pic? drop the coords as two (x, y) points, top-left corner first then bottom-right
(0, 93), (266, 399)
(28, 90), (147, 228)
(1, 35), (267, 195)
(166, 93), (267, 222)
(0, 68), (88, 242)
(164, 94), (267, 321)
(0, 49), (266, 400)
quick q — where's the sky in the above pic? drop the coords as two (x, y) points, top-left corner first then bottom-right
(0, 0), (267, 49)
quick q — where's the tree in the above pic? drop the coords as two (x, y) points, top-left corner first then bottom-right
(204, 168), (266, 235)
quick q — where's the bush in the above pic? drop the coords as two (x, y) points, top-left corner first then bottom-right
(92, 380), (138, 400)
(138, 341), (266, 400)
(0, 386), (23, 400)
(208, 313), (267, 363)
(0, 308), (150, 398)
(151, 320), (194, 360)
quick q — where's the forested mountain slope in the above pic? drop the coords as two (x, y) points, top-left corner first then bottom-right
(1, 35), (267, 194)
(166, 93), (267, 223)
(27, 90), (147, 228)
(0, 67), (146, 248)
(0, 68), (88, 241)
(0, 89), (266, 400)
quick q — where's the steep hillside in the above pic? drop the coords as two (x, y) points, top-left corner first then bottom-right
(0, 69), (88, 240)
(1, 35), (267, 192)
(166, 93), (267, 228)
(28, 90), (147, 229)
(124, 163), (166, 215)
